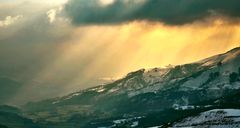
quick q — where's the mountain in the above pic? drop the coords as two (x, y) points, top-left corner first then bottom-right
(0, 77), (22, 104)
(0, 105), (39, 128)
(8, 47), (240, 127)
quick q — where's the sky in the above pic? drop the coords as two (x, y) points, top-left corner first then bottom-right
(0, 0), (240, 105)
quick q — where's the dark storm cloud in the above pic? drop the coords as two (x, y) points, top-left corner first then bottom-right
(0, 2), (73, 105)
(65, 0), (240, 25)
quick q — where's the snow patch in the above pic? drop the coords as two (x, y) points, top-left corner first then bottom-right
(173, 109), (240, 127)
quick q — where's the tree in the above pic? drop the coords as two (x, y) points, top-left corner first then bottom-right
(229, 72), (238, 83)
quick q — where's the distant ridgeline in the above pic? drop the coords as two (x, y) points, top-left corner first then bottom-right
(0, 47), (240, 128)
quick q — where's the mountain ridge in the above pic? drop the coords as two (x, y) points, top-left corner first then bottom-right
(19, 46), (240, 128)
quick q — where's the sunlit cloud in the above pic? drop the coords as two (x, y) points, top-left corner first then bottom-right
(47, 9), (57, 23)
(99, 0), (115, 6)
(0, 0), (69, 5)
(41, 0), (69, 5)
(46, 6), (68, 24)
(0, 15), (23, 27)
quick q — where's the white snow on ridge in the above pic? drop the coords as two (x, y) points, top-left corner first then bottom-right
(222, 49), (240, 63)
(147, 126), (163, 128)
(143, 67), (171, 84)
(52, 100), (60, 104)
(64, 92), (81, 100)
(199, 47), (240, 67)
(97, 88), (105, 93)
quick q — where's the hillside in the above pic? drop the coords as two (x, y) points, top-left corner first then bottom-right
(11, 47), (240, 127)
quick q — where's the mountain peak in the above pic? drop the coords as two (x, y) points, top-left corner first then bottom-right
(226, 46), (240, 53)
(198, 46), (240, 67)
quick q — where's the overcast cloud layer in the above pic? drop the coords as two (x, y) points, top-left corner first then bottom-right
(65, 0), (240, 25)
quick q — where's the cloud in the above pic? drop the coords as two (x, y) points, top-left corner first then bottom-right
(46, 6), (70, 24)
(0, 2), (73, 105)
(0, 0), (69, 5)
(65, 0), (240, 25)
(99, 0), (115, 6)
(47, 9), (57, 23)
(0, 15), (23, 27)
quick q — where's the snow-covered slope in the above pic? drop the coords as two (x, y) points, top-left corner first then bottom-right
(173, 109), (240, 128)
